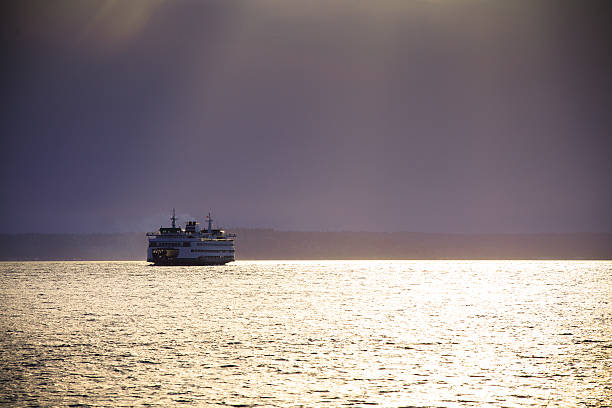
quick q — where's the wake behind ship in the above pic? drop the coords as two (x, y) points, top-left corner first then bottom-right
(147, 210), (235, 265)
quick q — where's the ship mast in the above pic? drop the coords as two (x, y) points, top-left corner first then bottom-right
(207, 212), (212, 234)
(171, 208), (177, 228)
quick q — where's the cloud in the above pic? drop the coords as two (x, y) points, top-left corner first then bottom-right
(77, 0), (164, 51)
(2, 0), (611, 232)
(6, 0), (164, 53)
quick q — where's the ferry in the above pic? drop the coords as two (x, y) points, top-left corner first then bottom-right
(146, 209), (235, 265)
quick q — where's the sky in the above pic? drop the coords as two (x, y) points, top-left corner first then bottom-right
(2, 0), (611, 233)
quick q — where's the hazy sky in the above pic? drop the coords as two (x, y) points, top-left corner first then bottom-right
(2, 0), (611, 233)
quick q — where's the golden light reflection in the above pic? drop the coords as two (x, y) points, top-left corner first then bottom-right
(1, 260), (610, 406)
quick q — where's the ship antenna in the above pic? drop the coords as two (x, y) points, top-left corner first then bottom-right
(171, 208), (177, 228)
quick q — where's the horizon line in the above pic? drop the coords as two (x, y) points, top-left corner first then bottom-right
(1, 230), (612, 235)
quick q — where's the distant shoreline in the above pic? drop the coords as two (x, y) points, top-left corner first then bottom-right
(2, 259), (611, 262)
(1, 230), (611, 261)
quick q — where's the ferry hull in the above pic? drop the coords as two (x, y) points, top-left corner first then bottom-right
(148, 248), (234, 265)
(150, 257), (234, 266)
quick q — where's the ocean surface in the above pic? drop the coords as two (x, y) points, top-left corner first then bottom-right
(0, 261), (610, 407)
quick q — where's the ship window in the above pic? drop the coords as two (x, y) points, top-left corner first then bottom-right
(183, 242), (190, 247)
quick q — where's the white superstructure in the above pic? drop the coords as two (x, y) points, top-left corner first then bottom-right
(146, 209), (235, 265)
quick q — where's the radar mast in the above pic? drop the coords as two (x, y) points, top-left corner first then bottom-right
(171, 208), (177, 228)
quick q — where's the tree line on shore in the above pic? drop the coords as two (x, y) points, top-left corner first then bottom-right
(1, 230), (611, 261)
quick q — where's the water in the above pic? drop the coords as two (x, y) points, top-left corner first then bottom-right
(1, 261), (610, 407)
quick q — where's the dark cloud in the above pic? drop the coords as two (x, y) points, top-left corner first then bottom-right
(2, 0), (611, 232)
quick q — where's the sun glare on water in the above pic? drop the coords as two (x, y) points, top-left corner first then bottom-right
(0, 260), (610, 406)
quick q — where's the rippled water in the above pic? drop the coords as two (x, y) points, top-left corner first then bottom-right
(1, 261), (610, 407)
